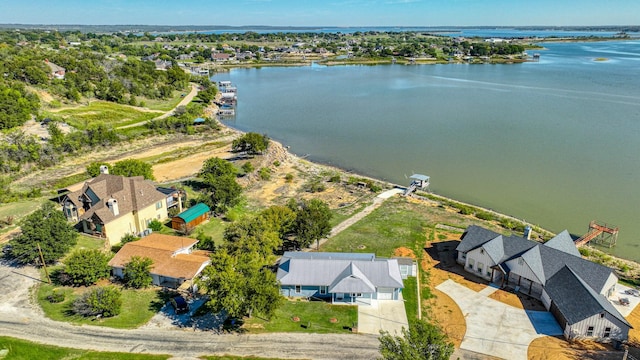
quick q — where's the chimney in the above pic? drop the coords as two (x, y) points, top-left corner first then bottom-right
(99, 165), (109, 174)
(106, 198), (119, 216)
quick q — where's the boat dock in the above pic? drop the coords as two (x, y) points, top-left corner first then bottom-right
(575, 221), (619, 247)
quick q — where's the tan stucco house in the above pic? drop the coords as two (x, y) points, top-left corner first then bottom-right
(62, 173), (169, 244)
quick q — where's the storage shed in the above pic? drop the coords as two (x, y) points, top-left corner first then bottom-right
(171, 203), (210, 232)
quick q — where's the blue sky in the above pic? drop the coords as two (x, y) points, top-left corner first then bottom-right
(1, 0), (639, 26)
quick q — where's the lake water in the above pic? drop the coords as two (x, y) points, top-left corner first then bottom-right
(215, 41), (640, 261)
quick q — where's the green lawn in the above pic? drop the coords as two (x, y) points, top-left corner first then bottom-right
(47, 101), (162, 129)
(189, 217), (226, 245)
(321, 197), (430, 257)
(403, 277), (418, 321)
(0, 336), (170, 360)
(244, 301), (357, 334)
(0, 198), (48, 235)
(142, 90), (189, 111)
(75, 234), (107, 251)
(38, 284), (163, 329)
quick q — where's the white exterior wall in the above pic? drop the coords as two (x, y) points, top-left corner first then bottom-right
(600, 273), (618, 298)
(541, 289), (552, 310)
(457, 251), (466, 265)
(567, 312), (629, 341)
(465, 247), (495, 280)
(505, 258), (543, 285)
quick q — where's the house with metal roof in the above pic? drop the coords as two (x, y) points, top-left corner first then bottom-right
(276, 252), (404, 305)
(171, 203), (210, 233)
(456, 225), (631, 342)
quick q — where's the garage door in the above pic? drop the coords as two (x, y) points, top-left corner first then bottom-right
(377, 288), (394, 300)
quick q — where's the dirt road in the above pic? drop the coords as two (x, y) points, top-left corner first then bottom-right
(117, 83), (200, 129)
(0, 260), (380, 359)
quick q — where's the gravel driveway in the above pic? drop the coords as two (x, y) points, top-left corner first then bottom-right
(0, 260), (380, 359)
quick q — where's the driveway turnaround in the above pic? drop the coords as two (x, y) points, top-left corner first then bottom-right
(436, 280), (562, 360)
(358, 297), (409, 335)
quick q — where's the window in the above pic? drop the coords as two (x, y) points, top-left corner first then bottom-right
(477, 262), (484, 274)
(468, 259), (475, 269)
(600, 313), (605, 319)
(351, 293), (362, 297)
(604, 327), (611, 338)
(461, 253), (466, 260)
(586, 326), (594, 337)
(156, 201), (163, 209)
(480, 249), (484, 254)
(295, 285), (301, 293)
(319, 286), (327, 295)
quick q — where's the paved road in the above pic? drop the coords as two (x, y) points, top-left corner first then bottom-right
(0, 260), (380, 359)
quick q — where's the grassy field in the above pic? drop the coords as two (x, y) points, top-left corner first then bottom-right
(0, 336), (170, 360)
(403, 277), (419, 322)
(38, 284), (163, 329)
(321, 197), (497, 257)
(47, 101), (162, 129)
(143, 90), (189, 111)
(0, 198), (47, 235)
(75, 234), (107, 251)
(244, 301), (357, 334)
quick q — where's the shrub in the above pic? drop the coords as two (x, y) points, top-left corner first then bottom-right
(328, 174), (341, 183)
(120, 233), (140, 244)
(273, 160), (281, 167)
(304, 178), (326, 193)
(64, 249), (112, 286)
(47, 290), (65, 303)
(285, 173), (294, 182)
(241, 162), (254, 174)
(259, 167), (271, 180)
(73, 286), (122, 318)
(475, 211), (495, 221)
(123, 256), (153, 289)
(148, 219), (163, 232)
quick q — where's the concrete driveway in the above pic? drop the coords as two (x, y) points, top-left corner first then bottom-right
(437, 280), (562, 360)
(358, 296), (409, 335)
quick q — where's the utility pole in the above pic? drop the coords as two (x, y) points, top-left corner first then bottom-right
(37, 242), (51, 284)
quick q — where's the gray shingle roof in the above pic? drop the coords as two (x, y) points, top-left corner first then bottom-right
(277, 255), (403, 293)
(544, 230), (581, 257)
(545, 266), (630, 327)
(456, 225), (502, 253)
(537, 244), (614, 293)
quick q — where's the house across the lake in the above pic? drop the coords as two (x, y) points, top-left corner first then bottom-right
(456, 225), (631, 342)
(276, 252), (404, 305)
(109, 233), (210, 290)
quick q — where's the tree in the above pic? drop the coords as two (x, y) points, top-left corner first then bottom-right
(73, 286), (122, 318)
(199, 157), (237, 179)
(199, 249), (282, 320)
(86, 161), (111, 177)
(123, 256), (153, 288)
(379, 320), (454, 360)
(111, 159), (155, 180)
(289, 199), (333, 249)
(64, 249), (112, 286)
(9, 203), (78, 265)
(199, 158), (242, 213)
(232, 132), (270, 155)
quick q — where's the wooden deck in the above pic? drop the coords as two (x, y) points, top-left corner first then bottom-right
(575, 220), (619, 247)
